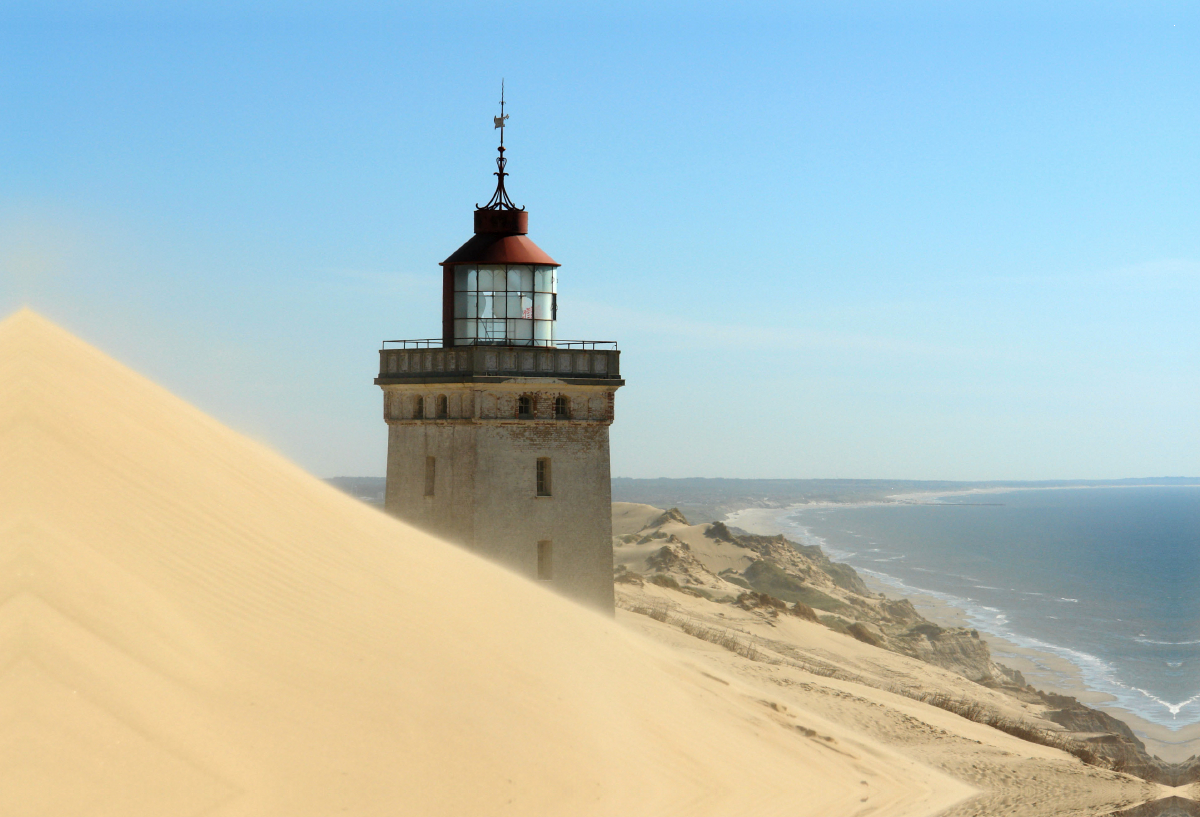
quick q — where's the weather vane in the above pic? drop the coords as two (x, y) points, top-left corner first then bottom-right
(479, 79), (523, 211)
(494, 79), (509, 145)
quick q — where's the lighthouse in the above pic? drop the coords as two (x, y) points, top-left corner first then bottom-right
(375, 90), (624, 611)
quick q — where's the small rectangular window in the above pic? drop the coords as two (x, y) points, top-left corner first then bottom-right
(517, 394), (533, 419)
(424, 456), (436, 497)
(536, 458), (551, 497)
(537, 540), (553, 580)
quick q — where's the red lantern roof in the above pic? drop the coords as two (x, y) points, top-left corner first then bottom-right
(440, 209), (559, 267)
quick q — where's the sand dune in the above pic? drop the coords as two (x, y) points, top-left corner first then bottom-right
(0, 308), (974, 816)
(611, 501), (668, 535)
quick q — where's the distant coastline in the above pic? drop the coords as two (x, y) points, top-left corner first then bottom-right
(609, 476), (1200, 526)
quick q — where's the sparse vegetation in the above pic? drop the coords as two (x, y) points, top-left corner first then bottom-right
(717, 569), (751, 590)
(735, 591), (789, 613)
(790, 600), (819, 622)
(648, 574), (681, 590)
(677, 618), (763, 661)
(846, 622), (883, 647)
(742, 560), (851, 613)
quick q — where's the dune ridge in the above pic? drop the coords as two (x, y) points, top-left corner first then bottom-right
(0, 308), (978, 816)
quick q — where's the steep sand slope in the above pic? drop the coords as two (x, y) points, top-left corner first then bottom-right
(0, 310), (972, 817)
(615, 581), (1170, 816)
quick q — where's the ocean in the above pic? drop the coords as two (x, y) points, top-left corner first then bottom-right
(778, 486), (1200, 730)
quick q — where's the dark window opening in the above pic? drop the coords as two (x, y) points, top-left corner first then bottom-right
(537, 540), (553, 580)
(536, 457), (552, 497)
(554, 395), (570, 420)
(414, 396), (424, 419)
(424, 456), (436, 496)
(517, 394), (533, 419)
(435, 394), (448, 419)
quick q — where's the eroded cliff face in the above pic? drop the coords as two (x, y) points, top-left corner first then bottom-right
(888, 625), (995, 683)
(615, 510), (1000, 682)
(1037, 693), (1200, 784)
(612, 504), (1189, 785)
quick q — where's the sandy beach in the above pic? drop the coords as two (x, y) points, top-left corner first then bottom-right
(726, 504), (1200, 764)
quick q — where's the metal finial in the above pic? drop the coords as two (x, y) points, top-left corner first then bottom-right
(478, 79), (523, 211)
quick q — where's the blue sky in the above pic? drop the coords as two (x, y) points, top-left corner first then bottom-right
(1, 1), (1196, 479)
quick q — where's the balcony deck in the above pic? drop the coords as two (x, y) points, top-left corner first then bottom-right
(375, 342), (622, 386)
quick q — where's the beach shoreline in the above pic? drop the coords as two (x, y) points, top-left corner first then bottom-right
(725, 501), (1200, 764)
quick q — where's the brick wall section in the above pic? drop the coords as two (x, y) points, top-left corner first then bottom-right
(382, 380), (618, 612)
(384, 384), (616, 423)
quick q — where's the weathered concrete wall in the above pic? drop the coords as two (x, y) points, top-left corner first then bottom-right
(473, 423), (614, 611)
(382, 381), (618, 612)
(384, 421), (477, 545)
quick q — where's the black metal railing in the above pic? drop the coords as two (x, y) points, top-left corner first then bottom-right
(556, 340), (619, 350)
(381, 339), (618, 350)
(381, 339), (442, 349)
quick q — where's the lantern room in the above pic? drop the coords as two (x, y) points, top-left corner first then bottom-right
(441, 206), (560, 347)
(450, 263), (557, 346)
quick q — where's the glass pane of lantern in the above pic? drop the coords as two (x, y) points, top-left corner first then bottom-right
(453, 292), (467, 319)
(534, 292), (553, 320)
(515, 318), (533, 341)
(507, 293), (522, 321)
(506, 265), (524, 291)
(477, 319), (498, 340)
(478, 268), (495, 291)
(464, 292), (478, 318)
(477, 293), (494, 319)
(454, 265), (475, 291)
(492, 293), (506, 318)
(534, 266), (551, 292)
(534, 320), (553, 343)
(518, 265), (534, 291)
(551, 268), (557, 293)
(520, 293), (533, 320)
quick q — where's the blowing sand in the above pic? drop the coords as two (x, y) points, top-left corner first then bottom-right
(0, 308), (984, 815)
